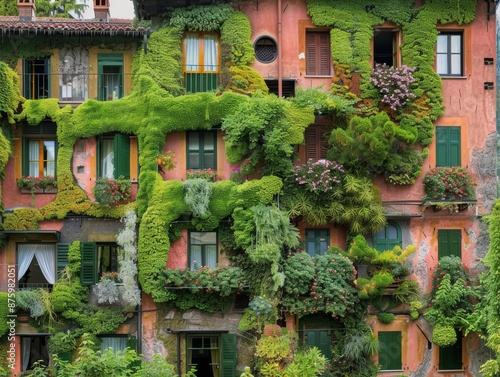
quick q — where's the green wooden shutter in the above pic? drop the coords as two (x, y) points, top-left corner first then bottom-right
(221, 333), (237, 377)
(80, 242), (97, 285)
(22, 137), (29, 176)
(378, 331), (402, 370)
(436, 126), (460, 167)
(305, 330), (331, 359)
(56, 243), (70, 279)
(438, 230), (461, 259)
(439, 329), (462, 370)
(114, 133), (130, 179)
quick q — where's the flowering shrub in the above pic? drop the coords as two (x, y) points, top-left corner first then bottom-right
(423, 166), (475, 201)
(93, 176), (131, 207)
(17, 175), (57, 191)
(157, 151), (176, 171)
(294, 159), (345, 194)
(186, 168), (217, 181)
(370, 63), (416, 111)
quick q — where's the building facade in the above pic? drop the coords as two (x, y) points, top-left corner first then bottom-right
(0, 0), (497, 376)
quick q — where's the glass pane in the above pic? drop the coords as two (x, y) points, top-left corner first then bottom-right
(101, 337), (127, 354)
(307, 241), (316, 255)
(191, 337), (202, 348)
(185, 34), (199, 71)
(190, 245), (202, 270)
(437, 55), (447, 75)
(203, 152), (215, 169)
(188, 132), (200, 151)
(436, 35), (447, 53)
(450, 55), (461, 75)
(44, 141), (55, 160)
(203, 132), (215, 150)
(450, 35), (461, 53)
(189, 153), (200, 169)
(319, 239), (328, 255)
(29, 140), (40, 177)
(45, 162), (55, 176)
(101, 139), (114, 178)
(191, 232), (216, 244)
(204, 34), (218, 72)
(205, 245), (217, 269)
(387, 224), (398, 239)
(102, 66), (121, 100)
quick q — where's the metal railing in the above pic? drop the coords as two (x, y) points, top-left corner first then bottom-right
(18, 283), (52, 291)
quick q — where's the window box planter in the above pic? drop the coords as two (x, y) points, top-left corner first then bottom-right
(421, 200), (476, 213)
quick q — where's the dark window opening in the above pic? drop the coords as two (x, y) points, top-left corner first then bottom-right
(23, 57), (50, 99)
(374, 30), (398, 67)
(264, 79), (296, 97)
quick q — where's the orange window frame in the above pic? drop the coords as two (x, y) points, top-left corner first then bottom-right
(183, 32), (220, 74)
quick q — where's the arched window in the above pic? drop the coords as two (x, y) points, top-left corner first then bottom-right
(374, 222), (402, 252)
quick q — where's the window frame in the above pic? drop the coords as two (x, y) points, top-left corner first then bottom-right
(305, 228), (330, 257)
(188, 231), (218, 270)
(305, 30), (331, 76)
(183, 32), (220, 74)
(438, 329), (463, 371)
(436, 126), (461, 167)
(373, 29), (401, 68)
(97, 53), (124, 101)
(96, 133), (131, 179)
(22, 57), (51, 100)
(22, 138), (57, 178)
(438, 229), (462, 259)
(374, 222), (402, 253)
(436, 31), (464, 77)
(186, 130), (217, 170)
(21, 335), (50, 371)
(254, 35), (278, 64)
(378, 331), (402, 371)
(100, 335), (131, 354)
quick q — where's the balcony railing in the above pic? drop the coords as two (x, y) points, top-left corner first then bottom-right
(19, 72), (129, 102)
(18, 282), (52, 291)
(184, 69), (219, 93)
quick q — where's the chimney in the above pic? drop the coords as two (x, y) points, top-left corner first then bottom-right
(94, 0), (109, 21)
(17, 0), (36, 21)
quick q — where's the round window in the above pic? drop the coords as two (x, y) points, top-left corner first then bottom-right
(254, 36), (278, 63)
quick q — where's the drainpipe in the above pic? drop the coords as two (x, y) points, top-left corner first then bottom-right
(278, 0), (282, 97)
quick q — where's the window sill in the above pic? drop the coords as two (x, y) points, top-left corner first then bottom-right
(379, 370), (404, 373)
(20, 187), (58, 194)
(439, 75), (467, 79)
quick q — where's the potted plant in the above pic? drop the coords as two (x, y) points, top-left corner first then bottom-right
(157, 151), (176, 172)
(93, 176), (131, 207)
(185, 168), (217, 181)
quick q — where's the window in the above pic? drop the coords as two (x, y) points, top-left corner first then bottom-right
(17, 244), (56, 290)
(439, 329), (462, 370)
(100, 336), (130, 354)
(438, 229), (461, 259)
(23, 57), (50, 99)
(23, 139), (56, 177)
(373, 30), (399, 67)
(378, 331), (402, 371)
(21, 336), (49, 371)
(305, 125), (331, 161)
(304, 330), (331, 359)
(264, 79), (296, 97)
(437, 32), (463, 76)
(184, 32), (220, 93)
(436, 126), (460, 167)
(97, 133), (130, 179)
(186, 334), (236, 377)
(98, 244), (119, 277)
(374, 222), (402, 252)
(306, 31), (331, 76)
(305, 229), (329, 257)
(254, 36), (278, 63)
(98, 53), (123, 101)
(189, 232), (217, 270)
(187, 131), (216, 170)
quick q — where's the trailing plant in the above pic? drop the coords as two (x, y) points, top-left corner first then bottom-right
(423, 166), (476, 201)
(17, 175), (57, 205)
(16, 289), (46, 318)
(370, 64), (416, 111)
(290, 86), (358, 117)
(93, 176), (131, 207)
(282, 250), (359, 318)
(116, 210), (141, 306)
(168, 4), (234, 31)
(160, 265), (247, 312)
(183, 178), (213, 217)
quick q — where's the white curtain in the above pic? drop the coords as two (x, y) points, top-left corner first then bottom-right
(22, 337), (31, 371)
(18, 244), (56, 284)
(101, 139), (114, 179)
(28, 141), (39, 177)
(204, 34), (218, 72)
(185, 34), (199, 71)
(101, 337), (127, 354)
(44, 141), (56, 176)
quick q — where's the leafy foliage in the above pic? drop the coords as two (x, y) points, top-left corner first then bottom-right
(183, 178), (213, 217)
(93, 176), (131, 207)
(423, 166), (476, 201)
(168, 4), (234, 31)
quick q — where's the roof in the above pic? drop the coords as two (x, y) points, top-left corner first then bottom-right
(0, 17), (149, 37)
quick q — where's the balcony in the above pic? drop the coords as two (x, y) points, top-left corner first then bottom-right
(19, 72), (129, 103)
